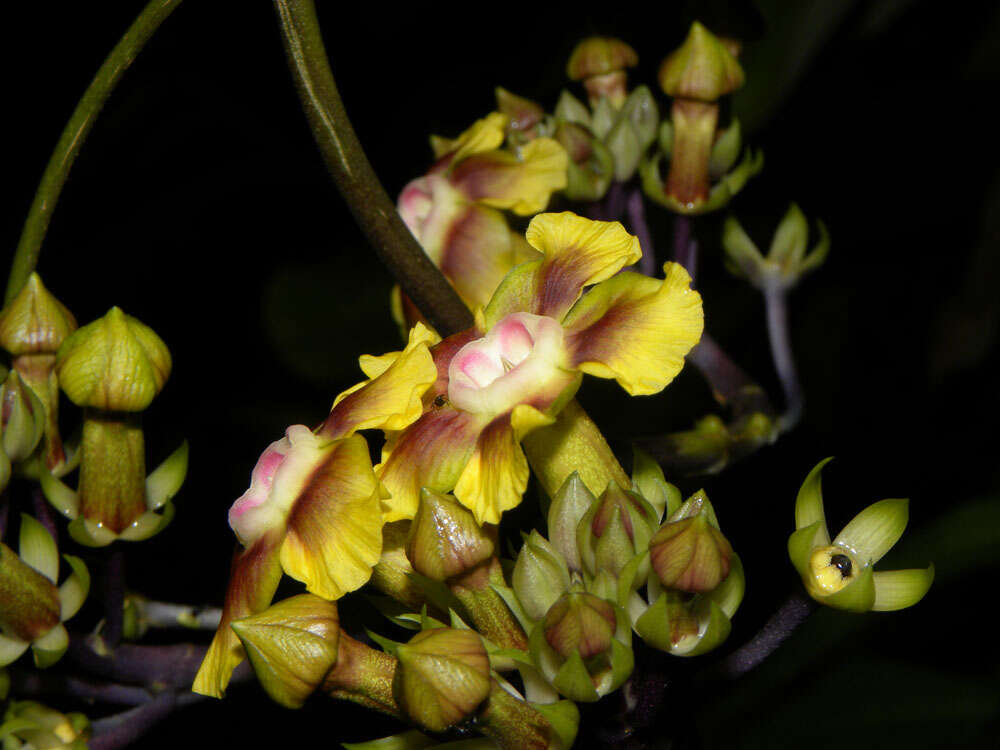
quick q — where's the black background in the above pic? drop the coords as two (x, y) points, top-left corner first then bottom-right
(2, 1), (998, 747)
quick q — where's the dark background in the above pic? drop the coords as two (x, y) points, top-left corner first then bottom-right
(2, 1), (998, 747)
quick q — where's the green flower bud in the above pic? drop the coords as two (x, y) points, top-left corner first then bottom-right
(495, 87), (547, 144)
(631, 447), (680, 522)
(547, 473), (595, 573)
(0, 700), (90, 749)
(658, 22), (744, 102)
(512, 531), (572, 622)
(649, 490), (733, 593)
(0, 542), (61, 643)
(567, 37), (638, 109)
(554, 90), (591, 128)
(406, 489), (494, 581)
(393, 628), (491, 733)
(530, 592), (633, 703)
(57, 307), (170, 412)
(723, 205), (830, 291)
(1, 371), (45, 464)
(232, 594), (340, 709)
(555, 122), (614, 202)
(0, 274), (77, 358)
(578, 482), (659, 578)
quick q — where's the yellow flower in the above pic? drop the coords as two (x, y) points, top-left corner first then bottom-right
(376, 212), (703, 526)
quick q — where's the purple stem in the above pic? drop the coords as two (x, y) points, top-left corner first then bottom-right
(626, 186), (656, 276)
(672, 215), (697, 281)
(764, 284), (803, 431)
(9, 670), (152, 706)
(31, 486), (60, 548)
(67, 637), (229, 688)
(0, 491), (9, 540)
(701, 591), (815, 682)
(89, 690), (178, 750)
(103, 547), (126, 647)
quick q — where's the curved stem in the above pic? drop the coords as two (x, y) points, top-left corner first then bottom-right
(272, 0), (472, 337)
(5, 0), (183, 304)
(764, 285), (803, 432)
(89, 690), (177, 750)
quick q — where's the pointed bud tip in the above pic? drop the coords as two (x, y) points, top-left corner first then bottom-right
(658, 22), (745, 101)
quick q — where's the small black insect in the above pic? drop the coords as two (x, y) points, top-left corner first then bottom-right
(829, 553), (853, 579)
(433, 394), (448, 408)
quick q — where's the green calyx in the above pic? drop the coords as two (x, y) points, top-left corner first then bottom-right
(724, 204), (830, 290)
(658, 22), (744, 102)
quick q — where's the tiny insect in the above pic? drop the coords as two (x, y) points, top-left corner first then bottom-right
(433, 394), (448, 408)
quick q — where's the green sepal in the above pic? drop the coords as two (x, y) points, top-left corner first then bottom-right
(517, 660), (559, 704)
(834, 498), (909, 565)
(554, 90), (590, 127)
(512, 531), (571, 623)
(0, 634), (30, 667)
(630, 447), (679, 521)
(618, 85), (658, 150)
(707, 553), (745, 620)
(67, 516), (116, 547)
(590, 97), (615, 139)
(552, 649), (599, 702)
(531, 700), (580, 750)
(605, 115), (641, 181)
(586, 569), (618, 603)
(18, 513), (58, 583)
(674, 600), (731, 657)
(145, 440), (188, 511)
(39, 471), (79, 520)
(872, 565), (934, 611)
(634, 592), (673, 651)
(722, 214), (765, 282)
(769, 203), (809, 269)
(821, 563), (876, 612)
(658, 120), (673, 155)
(797, 220), (830, 277)
(341, 731), (436, 750)
(788, 520), (827, 580)
(58, 554), (90, 622)
(31, 623), (68, 668)
(118, 502), (175, 543)
(709, 118), (742, 178)
(491, 583), (535, 633)
(701, 148), (764, 213)
(616, 551), (649, 611)
(794, 458), (833, 536)
(366, 629), (405, 657)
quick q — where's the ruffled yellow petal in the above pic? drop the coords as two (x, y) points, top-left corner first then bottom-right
(451, 138), (568, 216)
(453, 415), (531, 525)
(377, 408), (485, 522)
(279, 435), (382, 600)
(431, 112), (508, 163)
(562, 262), (703, 396)
(193, 532), (283, 698)
(483, 213), (642, 328)
(323, 323), (439, 439)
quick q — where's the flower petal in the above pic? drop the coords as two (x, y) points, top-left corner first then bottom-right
(451, 138), (568, 216)
(561, 262), (703, 396)
(0, 632), (30, 667)
(324, 323), (439, 440)
(279, 434), (383, 600)
(794, 458), (833, 537)
(431, 112), (507, 166)
(872, 565), (934, 611)
(484, 213), (642, 328)
(19, 513), (59, 583)
(821, 563), (876, 612)
(377, 408), (485, 522)
(438, 204), (523, 311)
(192, 532), (283, 698)
(453, 415), (530, 525)
(834, 498), (909, 565)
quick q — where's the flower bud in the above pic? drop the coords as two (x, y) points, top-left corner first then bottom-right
(393, 627), (491, 733)
(649, 490), (733, 593)
(542, 592), (615, 661)
(578, 482), (659, 578)
(0, 541), (60, 643)
(567, 37), (639, 109)
(555, 122), (614, 202)
(723, 205), (830, 291)
(0, 700), (90, 748)
(406, 488), (494, 581)
(512, 530), (571, 622)
(495, 87), (547, 144)
(1, 371), (45, 463)
(547, 473), (595, 573)
(0, 274), (76, 358)
(57, 307), (171, 412)
(658, 22), (744, 102)
(231, 594), (341, 709)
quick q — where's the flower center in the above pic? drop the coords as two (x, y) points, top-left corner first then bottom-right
(447, 313), (572, 416)
(808, 545), (858, 594)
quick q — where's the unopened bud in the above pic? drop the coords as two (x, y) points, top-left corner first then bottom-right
(0, 273), (76, 357)
(57, 307), (171, 412)
(495, 87), (546, 143)
(658, 22), (744, 102)
(406, 489), (494, 581)
(231, 594), (340, 709)
(543, 592), (616, 661)
(393, 628), (491, 733)
(0, 542), (60, 643)
(512, 531), (571, 622)
(1, 371), (45, 463)
(578, 482), (658, 578)
(0, 700), (90, 748)
(649, 490), (732, 593)
(547, 473), (595, 573)
(567, 37), (639, 109)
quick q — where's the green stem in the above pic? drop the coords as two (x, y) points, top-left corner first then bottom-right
(272, 0), (473, 337)
(5, 0), (183, 304)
